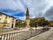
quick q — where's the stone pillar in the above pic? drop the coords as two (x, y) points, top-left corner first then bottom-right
(13, 19), (16, 28)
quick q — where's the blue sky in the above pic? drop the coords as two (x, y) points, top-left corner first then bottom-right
(0, 0), (53, 20)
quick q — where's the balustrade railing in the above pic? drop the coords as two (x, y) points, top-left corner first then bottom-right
(0, 27), (49, 40)
(0, 30), (20, 40)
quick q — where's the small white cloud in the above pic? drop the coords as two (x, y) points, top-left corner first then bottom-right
(19, 16), (26, 20)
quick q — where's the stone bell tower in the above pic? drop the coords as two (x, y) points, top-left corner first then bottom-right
(26, 8), (30, 27)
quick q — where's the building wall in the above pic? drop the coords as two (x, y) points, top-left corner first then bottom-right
(0, 14), (7, 28)
(7, 16), (11, 23)
(13, 19), (16, 28)
(0, 14), (6, 23)
(7, 16), (13, 27)
(0, 13), (16, 28)
(6, 16), (16, 28)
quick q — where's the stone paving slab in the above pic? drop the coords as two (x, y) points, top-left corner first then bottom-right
(27, 27), (53, 40)
(46, 32), (53, 40)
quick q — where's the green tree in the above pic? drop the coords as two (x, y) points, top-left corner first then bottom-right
(38, 20), (49, 27)
(30, 21), (37, 27)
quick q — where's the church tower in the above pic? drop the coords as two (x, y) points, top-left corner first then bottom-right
(26, 8), (30, 27)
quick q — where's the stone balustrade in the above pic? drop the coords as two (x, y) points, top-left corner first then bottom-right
(0, 27), (48, 40)
(0, 30), (20, 40)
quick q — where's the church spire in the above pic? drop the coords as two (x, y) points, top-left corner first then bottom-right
(26, 8), (30, 27)
(26, 8), (30, 19)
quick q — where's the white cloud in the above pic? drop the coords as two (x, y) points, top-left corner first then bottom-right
(18, 16), (26, 20)
(21, 0), (48, 17)
(0, 0), (53, 20)
(14, 16), (26, 21)
(0, 0), (26, 12)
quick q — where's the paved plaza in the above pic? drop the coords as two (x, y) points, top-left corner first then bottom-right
(27, 27), (53, 40)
